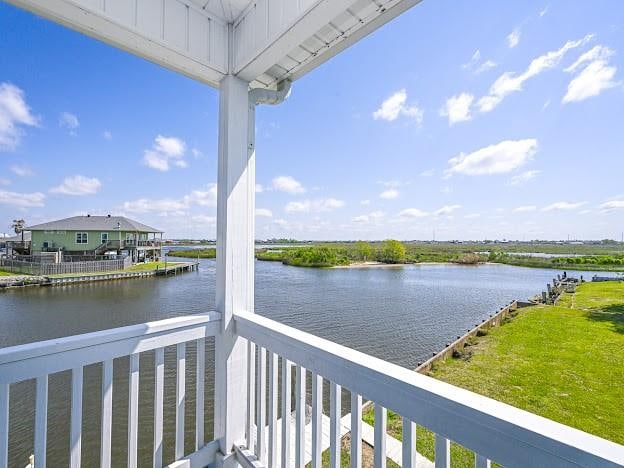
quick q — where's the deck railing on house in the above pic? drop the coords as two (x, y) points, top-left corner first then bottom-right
(1, 312), (623, 468)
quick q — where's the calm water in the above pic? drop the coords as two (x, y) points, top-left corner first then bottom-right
(0, 260), (598, 466)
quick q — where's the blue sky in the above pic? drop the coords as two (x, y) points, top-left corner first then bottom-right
(1, 0), (623, 241)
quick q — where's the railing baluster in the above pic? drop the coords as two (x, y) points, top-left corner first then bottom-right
(350, 392), (362, 468)
(0, 384), (9, 468)
(281, 359), (292, 468)
(70, 367), (83, 468)
(246, 341), (256, 451)
(374, 404), (386, 468)
(35, 375), (48, 468)
(475, 453), (491, 468)
(295, 365), (306, 468)
(434, 434), (450, 468)
(257, 347), (267, 463)
(176, 343), (186, 460)
(329, 382), (341, 468)
(128, 354), (139, 468)
(311, 373), (322, 468)
(401, 417), (416, 468)
(268, 351), (278, 467)
(101, 360), (113, 468)
(154, 349), (164, 468)
(195, 338), (205, 451)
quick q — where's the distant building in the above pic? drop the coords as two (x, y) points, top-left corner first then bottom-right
(25, 215), (163, 262)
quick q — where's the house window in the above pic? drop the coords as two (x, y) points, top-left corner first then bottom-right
(101, 232), (109, 243)
(126, 233), (133, 241)
(76, 232), (88, 244)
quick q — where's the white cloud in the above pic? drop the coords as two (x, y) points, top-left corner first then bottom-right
(123, 198), (187, 215)
(255, 184), (264, 193)
(182, 184), (217, 207)
(440, 93), (474, 125)
(0, 178), (10, 186)
(464, 213), (481, 219)
(360, 199), (371, 206)
(435, 205), (461, 216)
(509, 169), (541, 186)
(462, 50), (481, 69)
(379, 189), (399, 200)
(507, 28), (521, 48)
(142, 135), (187, 171)
(600, 200), (624, 212)
(475, 60), (497, 74)
(447, 139), (538, 176)
(10, 164), (34, 177)
(272, 176), (305, 194)
(420, 169), (435, 177)
(191, 148), (203, 158)
(0, 82), (39, 151)
(541, 201), (586, 212)
(539, 6), (549, 17)
(477, 35), (593, 112)
(399, 208), (428, 218)
(373, 89), (423, 124)
(59, 112), (79, 135)
(513, 205), (537, 212)
(50, 175), (102, 196)
(122, 184), (217, 216)
(191, 215), (216, 225)
(285, 198), (344, 213)
(0, 189), (45, 207)
(103, 130), (112, 140)
(563, 46), (619, 103)
(256, 208), (273, 217)
(353, 210), (384, 223)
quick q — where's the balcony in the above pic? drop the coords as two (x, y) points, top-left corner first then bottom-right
(1, 312), (622, 468)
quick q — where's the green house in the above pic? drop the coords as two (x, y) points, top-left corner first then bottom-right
(26, 215), (163, 262)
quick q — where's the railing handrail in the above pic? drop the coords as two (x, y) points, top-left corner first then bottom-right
(234, 311), (624, 467)
(0, 312), (221, 384)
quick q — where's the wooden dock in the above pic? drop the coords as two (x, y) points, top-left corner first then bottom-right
(0, 262), (199, 290)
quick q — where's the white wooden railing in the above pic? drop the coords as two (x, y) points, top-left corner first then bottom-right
(234, 311), (624, 468)
(1, 311), (624, 468)
(0, 313), (221, 468)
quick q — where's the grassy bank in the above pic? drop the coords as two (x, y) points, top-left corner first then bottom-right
(169, 241), (624, 270)
(368, 281), (623, 467)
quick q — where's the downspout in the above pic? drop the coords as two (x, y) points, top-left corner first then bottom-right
(249, 79), (292, 106)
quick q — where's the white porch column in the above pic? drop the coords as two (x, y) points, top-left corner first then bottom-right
(214, 74), (255, 461)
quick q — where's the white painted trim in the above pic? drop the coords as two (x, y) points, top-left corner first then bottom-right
(234, 311), (624, 467)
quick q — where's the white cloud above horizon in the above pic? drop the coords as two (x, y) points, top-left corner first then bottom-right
(379, 188), (399, 200)
(440, 93), (474, 125)
(256, 208), (273, 217)
(399, 208), (428, 218)
(563, 45), (619, 103)
(435, 204), (461, 216)
(0, 189), (45, 208)
(143, 135), (187, 171)
(541, 201), (587, 211)
(272, 176), (305, 194)
(59, 112), (79, 135)
(477, 34), (594, 113)
(513, 205), (537, 212)
(10, 164), (34, 177)
(373, 89), (423, 124)
(50, 175), (101, 196)
(0, 82), (39, 151)
(507, 28), (521, 48)
(285, 198), (344, 214)
(447, 139), (538, 176)
(509, 170), (541, 186)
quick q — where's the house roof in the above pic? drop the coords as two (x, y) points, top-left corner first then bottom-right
(26, 216), (163, 233)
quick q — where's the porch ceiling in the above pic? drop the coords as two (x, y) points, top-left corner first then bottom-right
(7, 0), (422, 89)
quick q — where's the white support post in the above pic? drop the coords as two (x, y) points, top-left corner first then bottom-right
(214, 73), (255, 462)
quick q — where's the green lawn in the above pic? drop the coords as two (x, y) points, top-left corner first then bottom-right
(0, 270), (17, 276)
(362, 281), (624, 467)
(125, 261), (180, 272)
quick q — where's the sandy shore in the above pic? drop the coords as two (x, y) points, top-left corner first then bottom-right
(332, 261), (406, 269)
